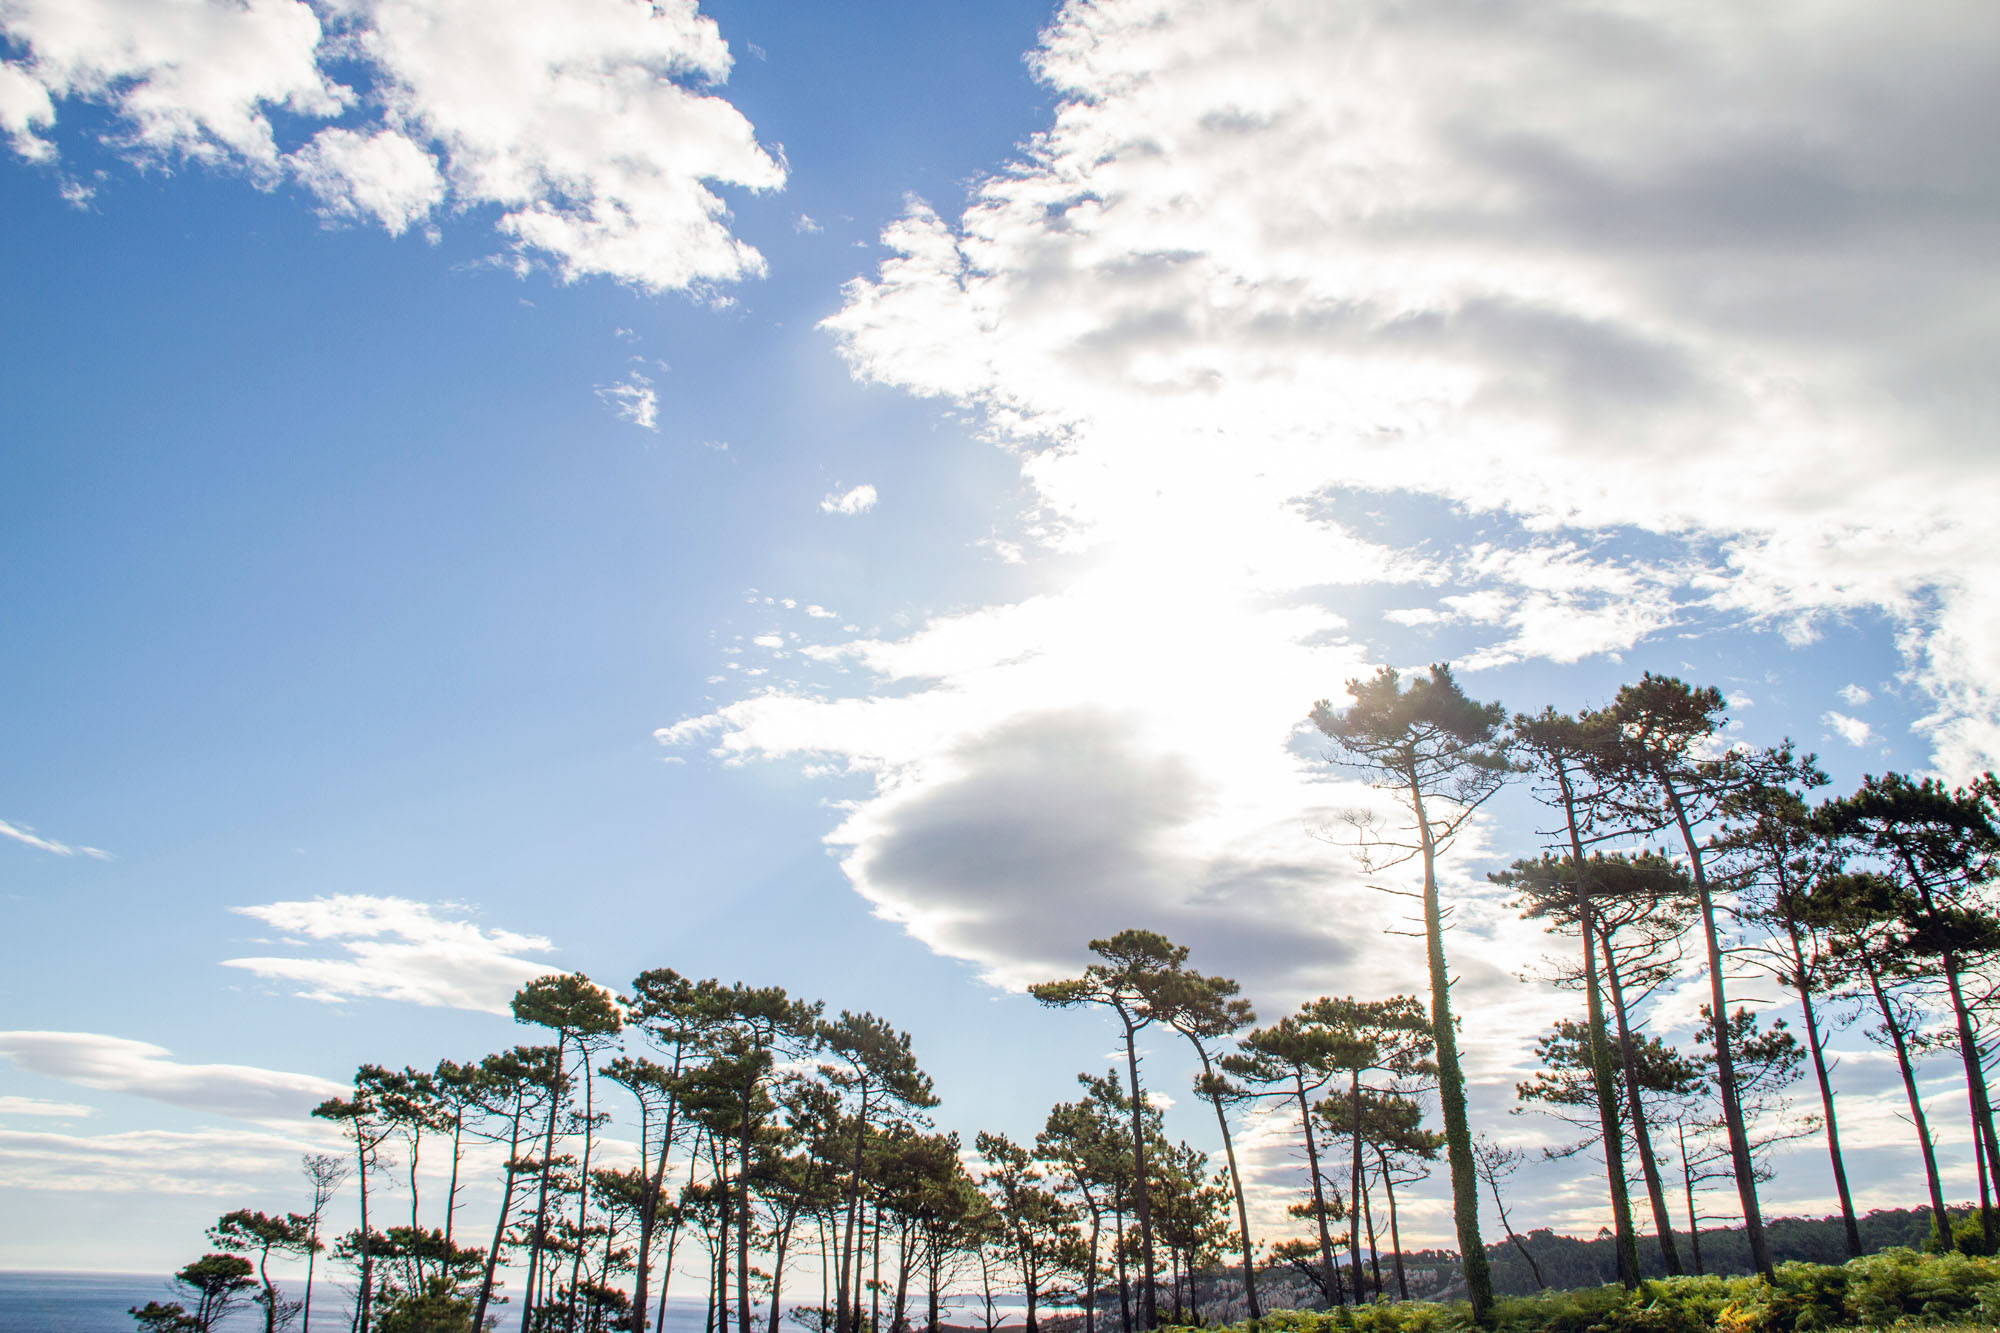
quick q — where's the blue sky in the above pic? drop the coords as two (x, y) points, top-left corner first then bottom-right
(2, 0), (1997, 1284)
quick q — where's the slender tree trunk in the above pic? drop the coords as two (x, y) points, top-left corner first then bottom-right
(473, 1090), (526, 1333)
(1783, 920), (1861, 1257)
(1348, 1070), (1366, 1302)
(872, 1196), (885, 1333)
(1377, 1148), (1408, 1301)
(927, 1230), (941, 1333)
(1361, 1165), (1383, 1300)
(1898, 849), (2000, 1224)
(446, 1106), (465, 1248)
(1084, 1200), (1101, 1333)
(1405, 771), (1492, 1320)
(1119, 1010), (1159, 1331)
(1863, 959), (1950, 1246)
(1481, 1168), (1543, 1291)
(1598, 925), (1684, 1273)
(523, 1044), (566, 1333)
(767, 1208), (797, 1333)
(1677, 1123), (1704, 1277)
(634, 1055), (684, 1333)
(1663, 778), (1772, 1280)
(1114, 1205), (1131, 1333)
(1296, 1076), (1340, 1304)
(355, 1128), (375, 1333)
(1551, 771), (1640, 1288)
(571, 1048), (600, 1330)
(660, 1144), (701, 1333)
(891, 1217), (912, 1333)
(1193, 1047), (1260, 1319)
(837, 1086), (872, 1333)
(738, 1087), (754, 1333)
(303, 1216), (320, 1333)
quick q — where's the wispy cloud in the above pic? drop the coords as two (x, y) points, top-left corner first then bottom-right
(0, 817), (110, 860)
(0, 1095), (93, 1118)
(224, 894), (560, 1013)
(819, 483), (878, 515)
(597, 370), (660, 430)
(0, 1124), (311, 1195)
(0, 1031), (343, 1121)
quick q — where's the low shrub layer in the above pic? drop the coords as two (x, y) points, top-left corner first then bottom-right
(1160, 1248), (2000, 1333)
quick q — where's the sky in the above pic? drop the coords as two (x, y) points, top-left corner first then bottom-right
(2, 0), (1998, 1286)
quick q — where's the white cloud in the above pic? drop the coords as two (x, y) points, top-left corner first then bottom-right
(0, 1031), (343, 1121)
(819, 483), (878, 515)
(795, 213), (822, 234)
(596, 369), (660, 430)
(222, 894), (560, 1012)
(664, 0), (2000, 1086)
(1822, 709), (1874, 747)
(288, 126), (444, 233)
(818, 0), (2000, 774)
(1841, 683), (1873, 707)
(0, 817), (110, 859)
(0, 0), (345, 170)
(1, 0), (784, 293)
(0, 1095), (93, 1118)
(0, 1124), (309, 1195)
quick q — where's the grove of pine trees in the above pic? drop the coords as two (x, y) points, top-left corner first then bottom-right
(139, 669), (2000, 1333)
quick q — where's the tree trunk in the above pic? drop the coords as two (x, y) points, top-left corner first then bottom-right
(1553, 770), (1641, 1288)
(892, 1217), (912, 1333)
(1119, 1009), (1159, 1331)
(473, 1088), (526, 1333)
(767, 1208), (797, 1333)
(355, 1124), (375, 1333)
(1784, 919), (1861, 1257)
(572, 1047), (599, 1331)
(522, 1042), (566, 1333)
(1361, 1164), (1383, 1300)
(1598, 922), (1684, 1273)
(1677, 1123), (1704, 1277)
(1348, 1069), (1365, 1302)
(837, 1085), (872, 1333)
(634, 1054), (684, 1333)
(739, 1085), (755, 1333)
(1902, 853), (2000, 1246)
(1377, 1148), (1408, 1301)
(1296, 1075), (1340, 1304)
(1862, 958), (1950, 1246)
(1194, 1047), (1260, 1319)
(1663, 777), (1772, 1280)
(1114, 1205), (1131, 1333)
(1406, 769), (1492, 1320)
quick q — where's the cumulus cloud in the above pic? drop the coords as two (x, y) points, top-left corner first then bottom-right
(597, 370), (660, 430)
(0, 0), (783, 292)
(819, 483), (878, 515)
(288, 126), (444, 233)
(223, 894), (560, 1012)
(0, 1031), (343, 1121)
(0, 817), (110, 859)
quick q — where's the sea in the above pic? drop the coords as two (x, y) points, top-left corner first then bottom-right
(0, 1274), (724, 1333)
